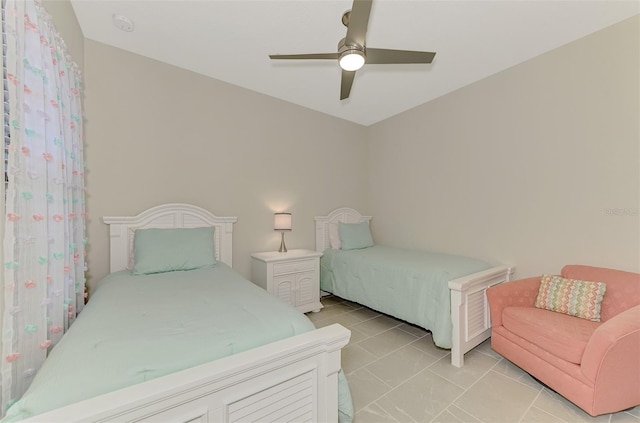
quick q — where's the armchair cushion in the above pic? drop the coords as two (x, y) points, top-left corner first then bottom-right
(502, 307), (600, 364)
(486, 276), (541, 328)
(535, 275), (606, 322)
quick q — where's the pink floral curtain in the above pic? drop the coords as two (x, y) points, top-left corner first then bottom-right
(1, 0), (85, 413)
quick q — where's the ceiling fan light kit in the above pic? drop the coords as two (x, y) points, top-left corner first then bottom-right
(269, 0), (436, 100)
(339, 49), (365, 71)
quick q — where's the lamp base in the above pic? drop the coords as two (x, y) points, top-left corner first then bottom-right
(278, 231), (287, 253)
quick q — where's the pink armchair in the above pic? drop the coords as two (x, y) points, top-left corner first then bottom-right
(486, 265), (640, 416)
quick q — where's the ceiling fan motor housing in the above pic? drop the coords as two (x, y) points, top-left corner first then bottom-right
(338, 37), (364, 53)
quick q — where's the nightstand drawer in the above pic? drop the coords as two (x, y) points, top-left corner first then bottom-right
(273, 259), (315, 275)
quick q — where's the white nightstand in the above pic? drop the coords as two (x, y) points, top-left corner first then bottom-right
(251, 249), (323, 314)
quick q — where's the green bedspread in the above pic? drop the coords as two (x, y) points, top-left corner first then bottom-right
(320, 245), (492, 348)
(4, 264), (353, 422)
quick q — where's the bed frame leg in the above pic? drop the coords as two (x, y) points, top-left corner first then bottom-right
(450, 288), (465, 368)
(451, 347), (464, 367)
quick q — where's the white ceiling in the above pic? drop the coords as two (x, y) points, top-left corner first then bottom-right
(70, 0), (639, 126)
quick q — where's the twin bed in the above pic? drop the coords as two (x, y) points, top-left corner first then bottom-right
(6, 203), (514, 421)
(5, 204), (352, 422)
(315, 207), (515, 367)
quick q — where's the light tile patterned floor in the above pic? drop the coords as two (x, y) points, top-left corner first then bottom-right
(307, 296), (640, 423)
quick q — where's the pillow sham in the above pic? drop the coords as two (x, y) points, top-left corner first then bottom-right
(534, 274), (607, 322)
(329, 223), (341, 249)
(132, 226), (216, 275)
(338, 221), (374, 250)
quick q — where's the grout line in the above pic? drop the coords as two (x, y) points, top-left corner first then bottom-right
(374, 396), (417, 423)
(489, 360), (548, 392)
(432, 355), (505, 421)
(344, 327), (419, 376)
(472, 344), (503, 360)
(430, 409), (449, 423)
(406, 341), (448, 362)
(517, 388), (545, 423)
(356, 366), (433, 423)
(621, 409), (640, 421)
(432, 404), (482, 423)
(522, 383), (612, 423)
(343, 345), (378, 376)
(362, 367), (395, 391)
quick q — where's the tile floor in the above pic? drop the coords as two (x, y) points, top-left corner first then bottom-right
(306, 295), (640, 423)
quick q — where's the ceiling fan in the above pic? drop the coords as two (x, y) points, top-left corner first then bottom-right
(269, 0), (436, 100)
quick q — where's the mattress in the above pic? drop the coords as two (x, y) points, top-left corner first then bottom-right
(4, 264), (353, 422)
(320, 245), (492, 348)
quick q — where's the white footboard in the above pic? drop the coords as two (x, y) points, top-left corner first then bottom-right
(22, 324), (350, 423)
(448, 265), (515, 367)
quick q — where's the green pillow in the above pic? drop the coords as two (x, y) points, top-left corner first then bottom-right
(132, 227), (216, 275)
(338, 221), (374, 250)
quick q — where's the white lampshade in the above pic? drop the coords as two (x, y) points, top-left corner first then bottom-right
(274, 213), (292, 231)
(339, 50), (365, 71)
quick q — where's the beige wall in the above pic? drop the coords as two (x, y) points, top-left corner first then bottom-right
(366, 16), (640, 279)
(83, 40), (368, 289)
(42, 0), (84, 70)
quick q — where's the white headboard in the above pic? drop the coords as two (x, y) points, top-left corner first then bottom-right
(314, 207), (372, 252)
(102, 203), (238, 272)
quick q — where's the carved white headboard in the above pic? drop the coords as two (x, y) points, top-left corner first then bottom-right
(314, 207), (372, 252)
(102, 203), (238, 273)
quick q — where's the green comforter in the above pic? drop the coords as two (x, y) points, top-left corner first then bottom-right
(4, 264), (353, 422)
(320, 245), (492, 348)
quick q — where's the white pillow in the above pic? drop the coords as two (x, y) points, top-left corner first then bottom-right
(127, 227), (137, 270)
(329, 223), (341, 249)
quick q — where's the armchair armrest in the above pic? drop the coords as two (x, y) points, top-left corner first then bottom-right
(580, 304), (640, 413)
(486, 276), (541, 327)
(581, 304), (640, 381)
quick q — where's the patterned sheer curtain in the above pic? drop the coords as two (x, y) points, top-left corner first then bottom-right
(1, 0), (85, 413)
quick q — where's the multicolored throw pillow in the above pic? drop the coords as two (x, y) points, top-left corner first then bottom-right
(535, 275), (607, 322)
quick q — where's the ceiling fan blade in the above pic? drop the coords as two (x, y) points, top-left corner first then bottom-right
(345, 0), (372, 47)
(340, 70), (356, 100)
(366, 48), (436, 64)
(269, 53), (340, 60)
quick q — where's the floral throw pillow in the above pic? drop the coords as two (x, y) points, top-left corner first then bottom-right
(535, 275), (607, 322)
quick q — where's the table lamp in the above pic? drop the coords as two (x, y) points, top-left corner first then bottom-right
(274, 212), (292, 253)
